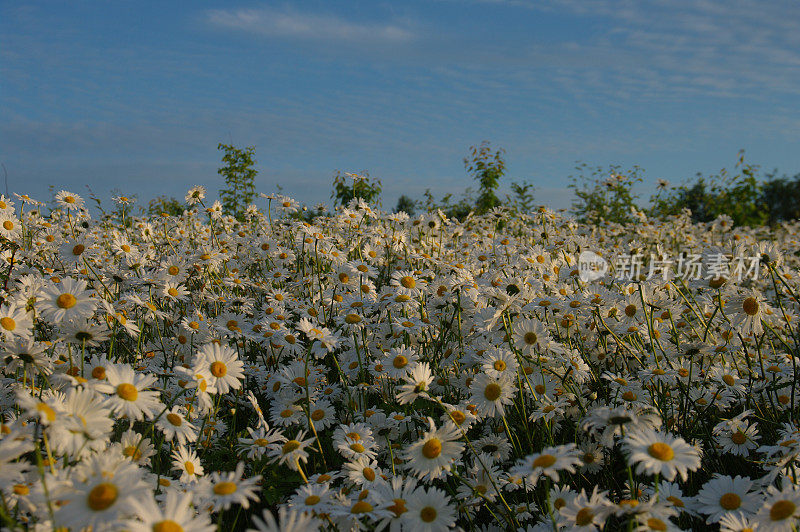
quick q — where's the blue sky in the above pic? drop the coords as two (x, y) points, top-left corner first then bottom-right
(2, 1), (800, 211)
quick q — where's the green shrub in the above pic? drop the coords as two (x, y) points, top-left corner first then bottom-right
(218, 143), (258, 219)
(569, 163), (643, 224)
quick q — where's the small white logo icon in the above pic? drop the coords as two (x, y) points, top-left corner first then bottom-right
(578, 251), (608, 282)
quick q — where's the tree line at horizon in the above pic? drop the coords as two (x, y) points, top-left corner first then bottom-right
(69, 143), (800, 228)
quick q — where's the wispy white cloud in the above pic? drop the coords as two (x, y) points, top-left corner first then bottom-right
(205, 7), (415, 45)
(453, 0), (800, 100)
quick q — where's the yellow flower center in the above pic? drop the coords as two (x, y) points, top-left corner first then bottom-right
(646, 518), (667, 531)
(389, 498), (408, 517)
(2, 221), (13, 231)
(168, 266), (180, 275)
(57, 293), (77, 309)
(282, 440), (301, 454)
(731, 430), (747, 445)
(647, 442), (674, 461)
(213, 482), (237, 495)
(484, 383), (502, 401)
(311, 409), (325, 421)
(363, 467), (376, 481)
(450, 410), (466, 425)
(72, 244), (85, 255)
(420, 506), (437, 522)
(184, 461), (195, 475)
(621, 391), (637, 402)
(393, 355), (408, 369)
(575, 507), (594, 526)
(305, 495), (321, 505)
(524, 332), (537, 345)
(166, 413), (182, 427)
(168, 288), (179, 297)
(350, 443), (366, 453)
(91, 367), (106, 379)
(37, 402), (56, 422)
(742, 297), (759, 316)
(719, 493), (741, 510)
(666, 495), (684, 508)
(87, 483), (118, 511)
(422, 438), (442, 459)
(210, 361), (227, 378)
(351, 501), (373, 514)
(532, 454), (557, 468)
(123, 445), (142, 460)
(0, 317), (16, 331)
(152, 520), (184, 532)
(493, 360), (507, 371)
(770, 500), (796, 521)
(400, 276), (416, 289)
(116, 383), (138, 402)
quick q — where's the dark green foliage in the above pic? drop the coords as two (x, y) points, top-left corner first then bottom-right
(331, 171), (382, 207)
(569, 163), (644, 224)
(649, 151), (768, 227)
(465, 141), (505, 214)
(760, 171), (800, 226)
(147, 196), (185, 216)
(395, 194), (416, 216)
(416, 188), (475, 221)
(507, 180), (536, 214)
(218, 143), (258, 219)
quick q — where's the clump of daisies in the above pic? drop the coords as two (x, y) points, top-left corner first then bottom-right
(0, 189), (798, 530)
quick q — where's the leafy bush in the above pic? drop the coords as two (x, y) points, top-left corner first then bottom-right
(331, 171), (382, 207)
(569, 163), (643, 224)
(147, 195), (185, 217)
(395, 194), (416, 215)
(649, 151), (768, 227)
(218, 143), (258, 219)
(761, 171), (800, 226)
(465, 141), (505, 214)
(506, 180), (536, 214)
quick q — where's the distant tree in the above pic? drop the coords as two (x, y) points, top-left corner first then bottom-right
(570, 164), (643, 224)
(464, 141), (505, 214)
(331, 171), (382, 207)
(148, 196), (185, 217)
(218, 143), (258, 219)
(760, 171), (800, 226)
(395, 195), (416, 215)
(414, 188), (475, 221)
(649, 151), (768, 227)
(507, 180), (536, 213)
